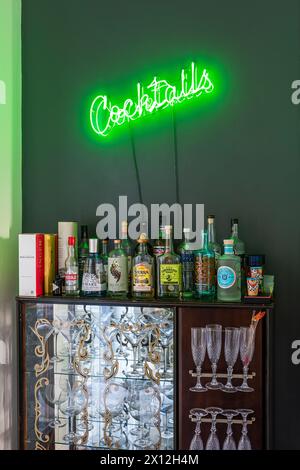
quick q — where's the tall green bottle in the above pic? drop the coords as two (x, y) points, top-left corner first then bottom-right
(194, 230), (215, 297)
(217, 239), (241, 302)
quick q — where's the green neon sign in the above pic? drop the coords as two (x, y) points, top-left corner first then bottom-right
(90, 62), (214, 137)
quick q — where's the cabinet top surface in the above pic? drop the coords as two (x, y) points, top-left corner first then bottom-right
(16, 295), (274, 309)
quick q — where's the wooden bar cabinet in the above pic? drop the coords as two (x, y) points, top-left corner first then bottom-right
(17, 296), (273, 450)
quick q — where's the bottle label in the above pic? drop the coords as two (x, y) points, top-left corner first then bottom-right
(160, 264), (181, 285)
(108, 257), (128, 292)
(82, 263), (107, 293)
(65, 269), (78, 289)
(133, 262), (152, 292)
(217, 266), (236, 289)
(181, 253), (194, 271)
(153, 246), (165, 257)
(194, 256), (215, 288)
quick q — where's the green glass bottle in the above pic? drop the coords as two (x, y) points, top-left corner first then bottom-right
(132, 235), (154, 299)
(207, 215), (221, 295)
(217, 239), (241, 302)
(157, 225), (182, 298)
(78, 225), (89, 285)
(194, 230), (215, 297)
(121, 221), (134, 289)
(100, 239), (109, 285)
(177, 228), (194, 298)
(153, 216), (166, 258)
(108, 240), (128, 297)
(230, 218), (245, 256)
(207, 215), (221, 259)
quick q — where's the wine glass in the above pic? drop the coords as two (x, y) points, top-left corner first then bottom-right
(50, 318), (63, 364)
(159, 321), (173, 379)
(205, 407), (223, 450)
(237, 409), (254, 450)
(133, 385), (160, 449)
(223, 327), (240, 393)
(237, 327), (255, 392)
(222, 409), (239, 450)
(206, 325), (223, 390)
(123, 317), (148, 377)
(189, 327), (207, 392)
(44, 382), (65, 428)
(59, 381), (87, 444)
(160, 382), (174, 439)
(189, 408), (207, 450)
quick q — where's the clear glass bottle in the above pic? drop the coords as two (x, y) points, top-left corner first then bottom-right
(157, 225), (182, 298)
(194, 230), (215, 297)
(207, 215), (221, 295)
(82, 239), (106, 296)
(230, 218), (245, 256)
(121, 220), (134, 288)
(217, 239), (241, 302)
(132, 235), (154, 299)
(108, 239), (128, 297)
(78, 225), (89, 285)
(65, 236), (79, 296)
(177, 228), (194, 298)
(207, 215), (221, 259)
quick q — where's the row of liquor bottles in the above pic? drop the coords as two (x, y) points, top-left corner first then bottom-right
(62, 217), (248, 301)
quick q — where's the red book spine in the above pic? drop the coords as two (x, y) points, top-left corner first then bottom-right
(36, 234), (44, 297)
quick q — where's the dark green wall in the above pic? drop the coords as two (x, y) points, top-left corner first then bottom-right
(22, 0), (300, 449)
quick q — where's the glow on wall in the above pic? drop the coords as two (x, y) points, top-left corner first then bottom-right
(89, 62), (214, 137)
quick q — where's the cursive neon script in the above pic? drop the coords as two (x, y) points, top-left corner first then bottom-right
(90, 62), (214, 137)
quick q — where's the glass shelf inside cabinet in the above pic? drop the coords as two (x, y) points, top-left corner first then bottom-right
(24, 303), (175, 450)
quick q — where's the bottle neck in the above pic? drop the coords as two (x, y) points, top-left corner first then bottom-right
(114, 242), (121, 250)
(102, 243), (108, 256)
(81, 226), (88, 241)
(208, 220), (216, 243)
(201, 231), (208, 250)
(164, 231), (173, 253)
(231, 223), (239, 238)
(183, 232), (190, 243)
(159, 225), (165, 240)
(224, 245), (234, 255)
(68, 245), (76, 258)
(137, 242), (147, 254)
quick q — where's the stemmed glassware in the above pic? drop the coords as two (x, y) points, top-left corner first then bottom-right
(132, 384), (160, 449)
(44, 382), (65, 429)
(59, 381), (87, 444)
(222, 409), (239, 450)
(206, 325), (223, 390)
(160, 382), (173, 439)
(223, 327), (240, 393)
(50, 319), (63, 364)
(237, 409), (254, 450)
(189, 327), (207, 392)
(159, 321), (173, 379)
(123, 310), (149, 377)
(189, 408), (207, 450)
(237, 327), (255, 392)
(205, 407), (223, 450)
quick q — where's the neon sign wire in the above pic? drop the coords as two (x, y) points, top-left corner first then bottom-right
(90, 62), (214, 137)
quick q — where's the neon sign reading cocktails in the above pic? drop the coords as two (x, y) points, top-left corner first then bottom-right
(90, 62), (214, 137)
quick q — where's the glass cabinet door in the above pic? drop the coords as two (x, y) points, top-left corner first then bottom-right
(21, 302), (175, 450)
